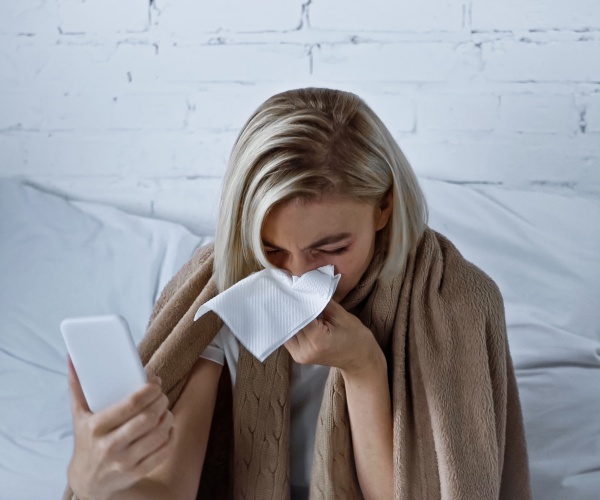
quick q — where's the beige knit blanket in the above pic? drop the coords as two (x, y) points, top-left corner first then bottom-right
(64, 227), (531, 499)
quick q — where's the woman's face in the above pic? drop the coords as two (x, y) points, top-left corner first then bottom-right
(261, 193), (392, 302)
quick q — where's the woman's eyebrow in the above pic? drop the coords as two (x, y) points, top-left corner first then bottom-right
(262, 233), (352, 251)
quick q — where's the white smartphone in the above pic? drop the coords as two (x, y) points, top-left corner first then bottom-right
(61, 314), (147, 413)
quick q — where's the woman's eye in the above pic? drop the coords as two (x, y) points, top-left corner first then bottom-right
(320, 247), (348, 256)
(266, 247), (348, 257)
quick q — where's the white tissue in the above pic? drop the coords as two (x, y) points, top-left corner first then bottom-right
(194, 265), (341, 362)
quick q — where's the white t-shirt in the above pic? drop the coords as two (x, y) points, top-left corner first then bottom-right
(201, 324), (330, 495)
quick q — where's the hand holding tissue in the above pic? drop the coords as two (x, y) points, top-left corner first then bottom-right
(193, 265), (341, 362)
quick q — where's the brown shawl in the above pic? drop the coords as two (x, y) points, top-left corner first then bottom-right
(64, 227), (531, 499)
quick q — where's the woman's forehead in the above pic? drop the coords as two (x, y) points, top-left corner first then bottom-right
(262, 196), (374, 242)
(277, 192), (372, 210)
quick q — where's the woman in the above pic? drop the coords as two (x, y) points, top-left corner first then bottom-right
(65, 87), (531, 499)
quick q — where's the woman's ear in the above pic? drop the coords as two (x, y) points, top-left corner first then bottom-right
(374, 189), (393, 231)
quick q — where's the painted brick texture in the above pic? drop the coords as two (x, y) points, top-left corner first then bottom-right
(0, 0), (598, 232)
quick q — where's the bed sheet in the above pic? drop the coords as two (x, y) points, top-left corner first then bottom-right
(0, 179), (206, 499)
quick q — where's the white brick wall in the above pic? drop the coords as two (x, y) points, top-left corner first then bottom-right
(155, 44), (310, 83)
(498, 94), (579, 134)
(584, 93), (600, 132)
(1, 0), (599, 234)
(312, 43), (462, 82)
(417, 94), (498, 132)
(482, 41), (600, 82)
(0, 1), (60, 36)
(310, 0), (465, 32)
(152, 0), (304, 36)
(57, 0), (150, 34)
(471, 0), (600, 31)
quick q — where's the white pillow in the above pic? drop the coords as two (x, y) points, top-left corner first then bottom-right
(420, 178), (600, 500)
(0, 179), (207, 499)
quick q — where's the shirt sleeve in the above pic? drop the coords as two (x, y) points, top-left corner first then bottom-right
(199, 331), (225, 366)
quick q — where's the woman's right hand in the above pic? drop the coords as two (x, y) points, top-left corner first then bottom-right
(67, 357), (174, 500)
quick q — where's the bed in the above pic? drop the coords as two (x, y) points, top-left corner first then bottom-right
(1, 177), (599, 499)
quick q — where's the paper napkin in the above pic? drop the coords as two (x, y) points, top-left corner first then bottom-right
(194, 265), (341, 362)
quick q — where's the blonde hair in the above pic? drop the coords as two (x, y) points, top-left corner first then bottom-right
(213, 87), (427, 292)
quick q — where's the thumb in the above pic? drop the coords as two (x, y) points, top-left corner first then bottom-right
(67, 356), (90, 416)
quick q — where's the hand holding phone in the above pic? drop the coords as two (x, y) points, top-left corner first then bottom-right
(61, 314), (147, 413)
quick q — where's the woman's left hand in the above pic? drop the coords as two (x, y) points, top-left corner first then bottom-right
(284, 299), (382, 376)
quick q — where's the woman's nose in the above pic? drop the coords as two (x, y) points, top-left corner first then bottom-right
(285, 254), (317, 277)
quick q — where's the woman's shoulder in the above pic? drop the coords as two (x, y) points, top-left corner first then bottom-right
(146, 241), (215, 329)
(187, 241), (216, 274)
(417, 227), (505, 319)
(405, 228), (509, 359)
